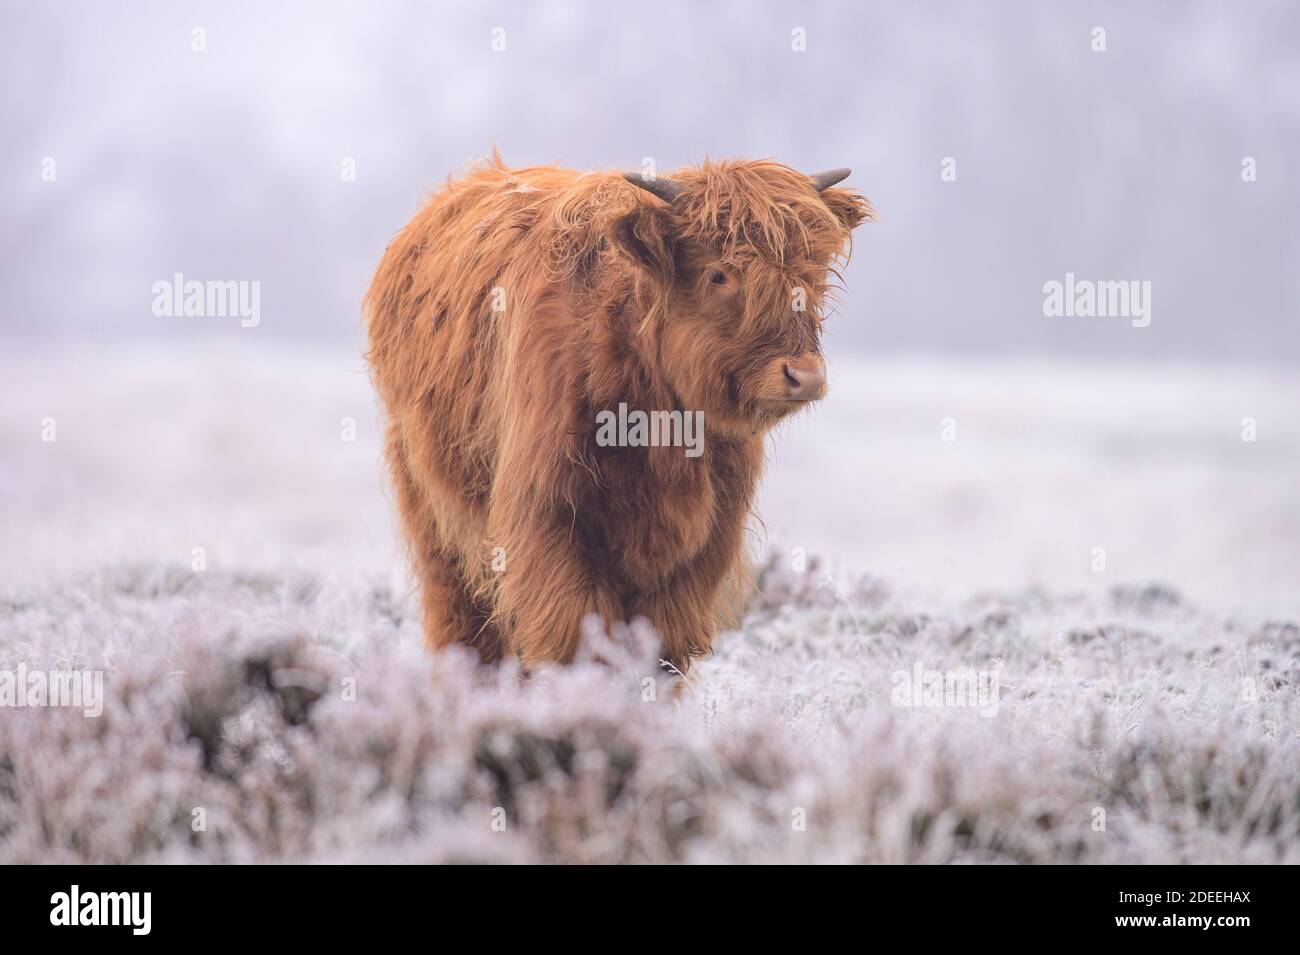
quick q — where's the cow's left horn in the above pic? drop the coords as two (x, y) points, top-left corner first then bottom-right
(623, 172), (685, 204)
(809, 168), (852, 191)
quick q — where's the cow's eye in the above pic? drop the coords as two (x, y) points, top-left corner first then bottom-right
(709, 270), (728, 286)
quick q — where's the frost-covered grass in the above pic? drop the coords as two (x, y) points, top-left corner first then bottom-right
(1, 558), (1296, 863)
(0, 343), (1297, 863)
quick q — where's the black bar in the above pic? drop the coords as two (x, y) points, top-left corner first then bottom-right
(9, 865), (1291, 942)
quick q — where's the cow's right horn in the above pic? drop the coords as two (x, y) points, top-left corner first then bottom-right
(809, 168), (852, 191)
(623, 172), (685, 204)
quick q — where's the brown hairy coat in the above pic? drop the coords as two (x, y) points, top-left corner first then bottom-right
(365, 154), (872, 671)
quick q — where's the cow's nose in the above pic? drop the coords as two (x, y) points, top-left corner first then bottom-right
(783, 355), (827, 400)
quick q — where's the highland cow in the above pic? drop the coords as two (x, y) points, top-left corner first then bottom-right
(365, 155), (872, 672)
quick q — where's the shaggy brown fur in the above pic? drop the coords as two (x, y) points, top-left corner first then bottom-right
(365, 154), (872, 671)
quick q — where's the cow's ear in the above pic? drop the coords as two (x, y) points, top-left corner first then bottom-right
(611, 205), (676, 281)
(820, 188), (876, 231)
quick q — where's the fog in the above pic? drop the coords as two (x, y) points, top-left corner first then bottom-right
(5, 0), (1298, 361)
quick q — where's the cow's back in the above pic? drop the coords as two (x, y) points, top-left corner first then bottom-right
(364, 160), (603, 575)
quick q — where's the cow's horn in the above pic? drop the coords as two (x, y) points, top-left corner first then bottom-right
(623, 171), (685, 204)
(809, 168), (851, 191)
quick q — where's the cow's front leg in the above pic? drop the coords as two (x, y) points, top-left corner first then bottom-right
(492, 508), (622, 670)
(627, 575), (720, 674)
(624, 504), (751, 672)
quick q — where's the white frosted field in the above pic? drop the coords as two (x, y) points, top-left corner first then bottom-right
(1, 342), (1297, 862)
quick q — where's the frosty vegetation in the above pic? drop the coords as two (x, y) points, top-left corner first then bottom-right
(2, 345), (1295, 863)
(1, 553), (1296, 864)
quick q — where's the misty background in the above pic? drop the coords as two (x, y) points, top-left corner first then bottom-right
(5, 0), (1299, 360)
(3, 1), (1298, 616)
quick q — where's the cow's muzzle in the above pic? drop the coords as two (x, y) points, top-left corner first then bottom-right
(779, 353), (827, 401)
